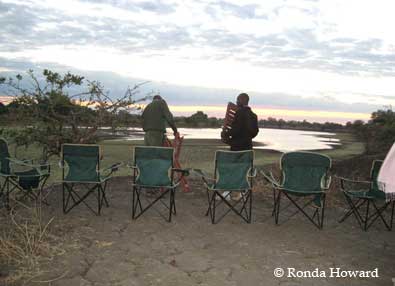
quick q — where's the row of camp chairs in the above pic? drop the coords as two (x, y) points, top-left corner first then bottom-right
(0, 138), (393, 230)
(0, 140), (187, 220)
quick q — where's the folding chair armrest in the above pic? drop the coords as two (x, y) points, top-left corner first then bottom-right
(260, 170), (281, 188)
(173, 168), (190, 177)
(335, 176), (371, 191)
(192, 169), (215, 187)
(99, 162), (123, 177)
(8, 157), (51, 175)
(323, 175), (332, 190)
(126, 162), (137, 169)
(8, 157), (34, 167)
(248, 167), (257, 178)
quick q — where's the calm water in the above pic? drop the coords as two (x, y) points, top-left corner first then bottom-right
(124, 128), (340, 152)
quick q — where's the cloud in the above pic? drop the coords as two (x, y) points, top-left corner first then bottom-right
(205, 1), (265, 20)
(0, 59), (384, 115)
(0, 0), (395, 112)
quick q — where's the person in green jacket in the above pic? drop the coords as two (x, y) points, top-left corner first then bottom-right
(142, 95), (178, 146)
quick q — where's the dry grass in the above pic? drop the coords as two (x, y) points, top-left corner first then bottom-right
(0, 202), (62, 285)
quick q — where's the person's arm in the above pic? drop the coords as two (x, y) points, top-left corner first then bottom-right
(160, 100), (178, 134)
(228, 109), (244, 137)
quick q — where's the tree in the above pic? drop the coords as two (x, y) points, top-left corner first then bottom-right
(186, 111), (209, 127)
(0, 69), (150, 159)
(347, 109), (395, 154)
(0, 102), (6, 115)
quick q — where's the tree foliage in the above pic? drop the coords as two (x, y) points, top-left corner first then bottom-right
(0, 69), (149, 159)
(347, 108), (395, 154)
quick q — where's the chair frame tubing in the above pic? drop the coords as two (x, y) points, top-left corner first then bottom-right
(131, 147), (178, 222)
(131, 185), (176, 222)
(62, 181), (109, 216)
(61, 145), (110, 215)
(274, 190), (326, 230)
(207, 189), (253, 224)
(205, 151), (254, 224)
(0, 173), (50, 210)
(339, 192), (394, 231)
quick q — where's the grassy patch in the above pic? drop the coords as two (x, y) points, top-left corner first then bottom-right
(320, 132), (365, 161)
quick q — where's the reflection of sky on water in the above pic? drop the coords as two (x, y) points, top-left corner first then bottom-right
(124, 128), (340, 152)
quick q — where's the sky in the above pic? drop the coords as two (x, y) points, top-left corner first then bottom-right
(1, 0), (395, 123)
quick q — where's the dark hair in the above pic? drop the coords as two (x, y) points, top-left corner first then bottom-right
(153, 95), (162, 100)
(238, 93), (249, 104)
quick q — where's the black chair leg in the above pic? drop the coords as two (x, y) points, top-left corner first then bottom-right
(62, 183), (66, 213)
(320, 195), (326, 229)
(132, 185), (136, 219)
(97, 185), (101, 216)
(6, 179), (10, 211)
(172, 189), (177, 215)
(391, 201), (394, 231)
(249, 191), (252, 223)
(274, 191), (281, 225)
(168, 189), (174, 222)
(271, 188), (276, 217)
(364, 200), (370, 231)
(212, 192), (216, 224)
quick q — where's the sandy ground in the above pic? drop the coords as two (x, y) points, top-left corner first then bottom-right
(9, 176), (395, 286)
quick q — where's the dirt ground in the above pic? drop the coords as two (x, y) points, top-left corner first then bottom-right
(5, 176), (395, 286)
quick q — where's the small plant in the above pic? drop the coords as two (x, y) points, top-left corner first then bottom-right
(0, 203), (59, 285)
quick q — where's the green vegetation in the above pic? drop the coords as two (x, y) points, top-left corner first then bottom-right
(320, 132), (365, 161)
(260, 117), (346, 132)
(347, 109), (395, 155)
(0, 69), (148, 159)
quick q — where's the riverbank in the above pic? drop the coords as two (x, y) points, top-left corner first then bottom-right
(6, 132), (363, 182)
(101, 131), (363, 174)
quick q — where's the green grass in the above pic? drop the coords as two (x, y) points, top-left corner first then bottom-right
(320, 132), (365, 161)
(5, 132), (364, 183)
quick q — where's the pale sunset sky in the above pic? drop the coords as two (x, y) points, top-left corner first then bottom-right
(1, 0), (395, 123)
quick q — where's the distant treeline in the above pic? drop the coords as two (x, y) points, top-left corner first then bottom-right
(172, 113), (348, 132)
(2, 96), (395, 155)
(258, 117), (345, 132)
(0, 101), (345, 132)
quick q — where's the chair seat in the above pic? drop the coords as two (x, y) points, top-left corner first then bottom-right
(14, 169), (41, 190)
(280, 187), (323, 196)
(206, 184), (249, 192)
(344, 189), (386, 200)
(132, 183), (177, 189)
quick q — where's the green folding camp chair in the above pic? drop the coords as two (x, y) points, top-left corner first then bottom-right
(130, 146), (188, 222)
(338, 160), (394, 231)
(0, 138), (50, 209)
(195, 150), (256, 224)
(61, 144), (121, 215)
(262, 152), (331, 229)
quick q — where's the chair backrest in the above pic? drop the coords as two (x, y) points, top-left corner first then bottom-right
(134, 146), (174, 187)
(214, 150), (253, 190)
(369, 160), (386, 199)
(0, 138), (10, 175)
(62, 144), (100, 182)
(281, 152), (331, 193)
